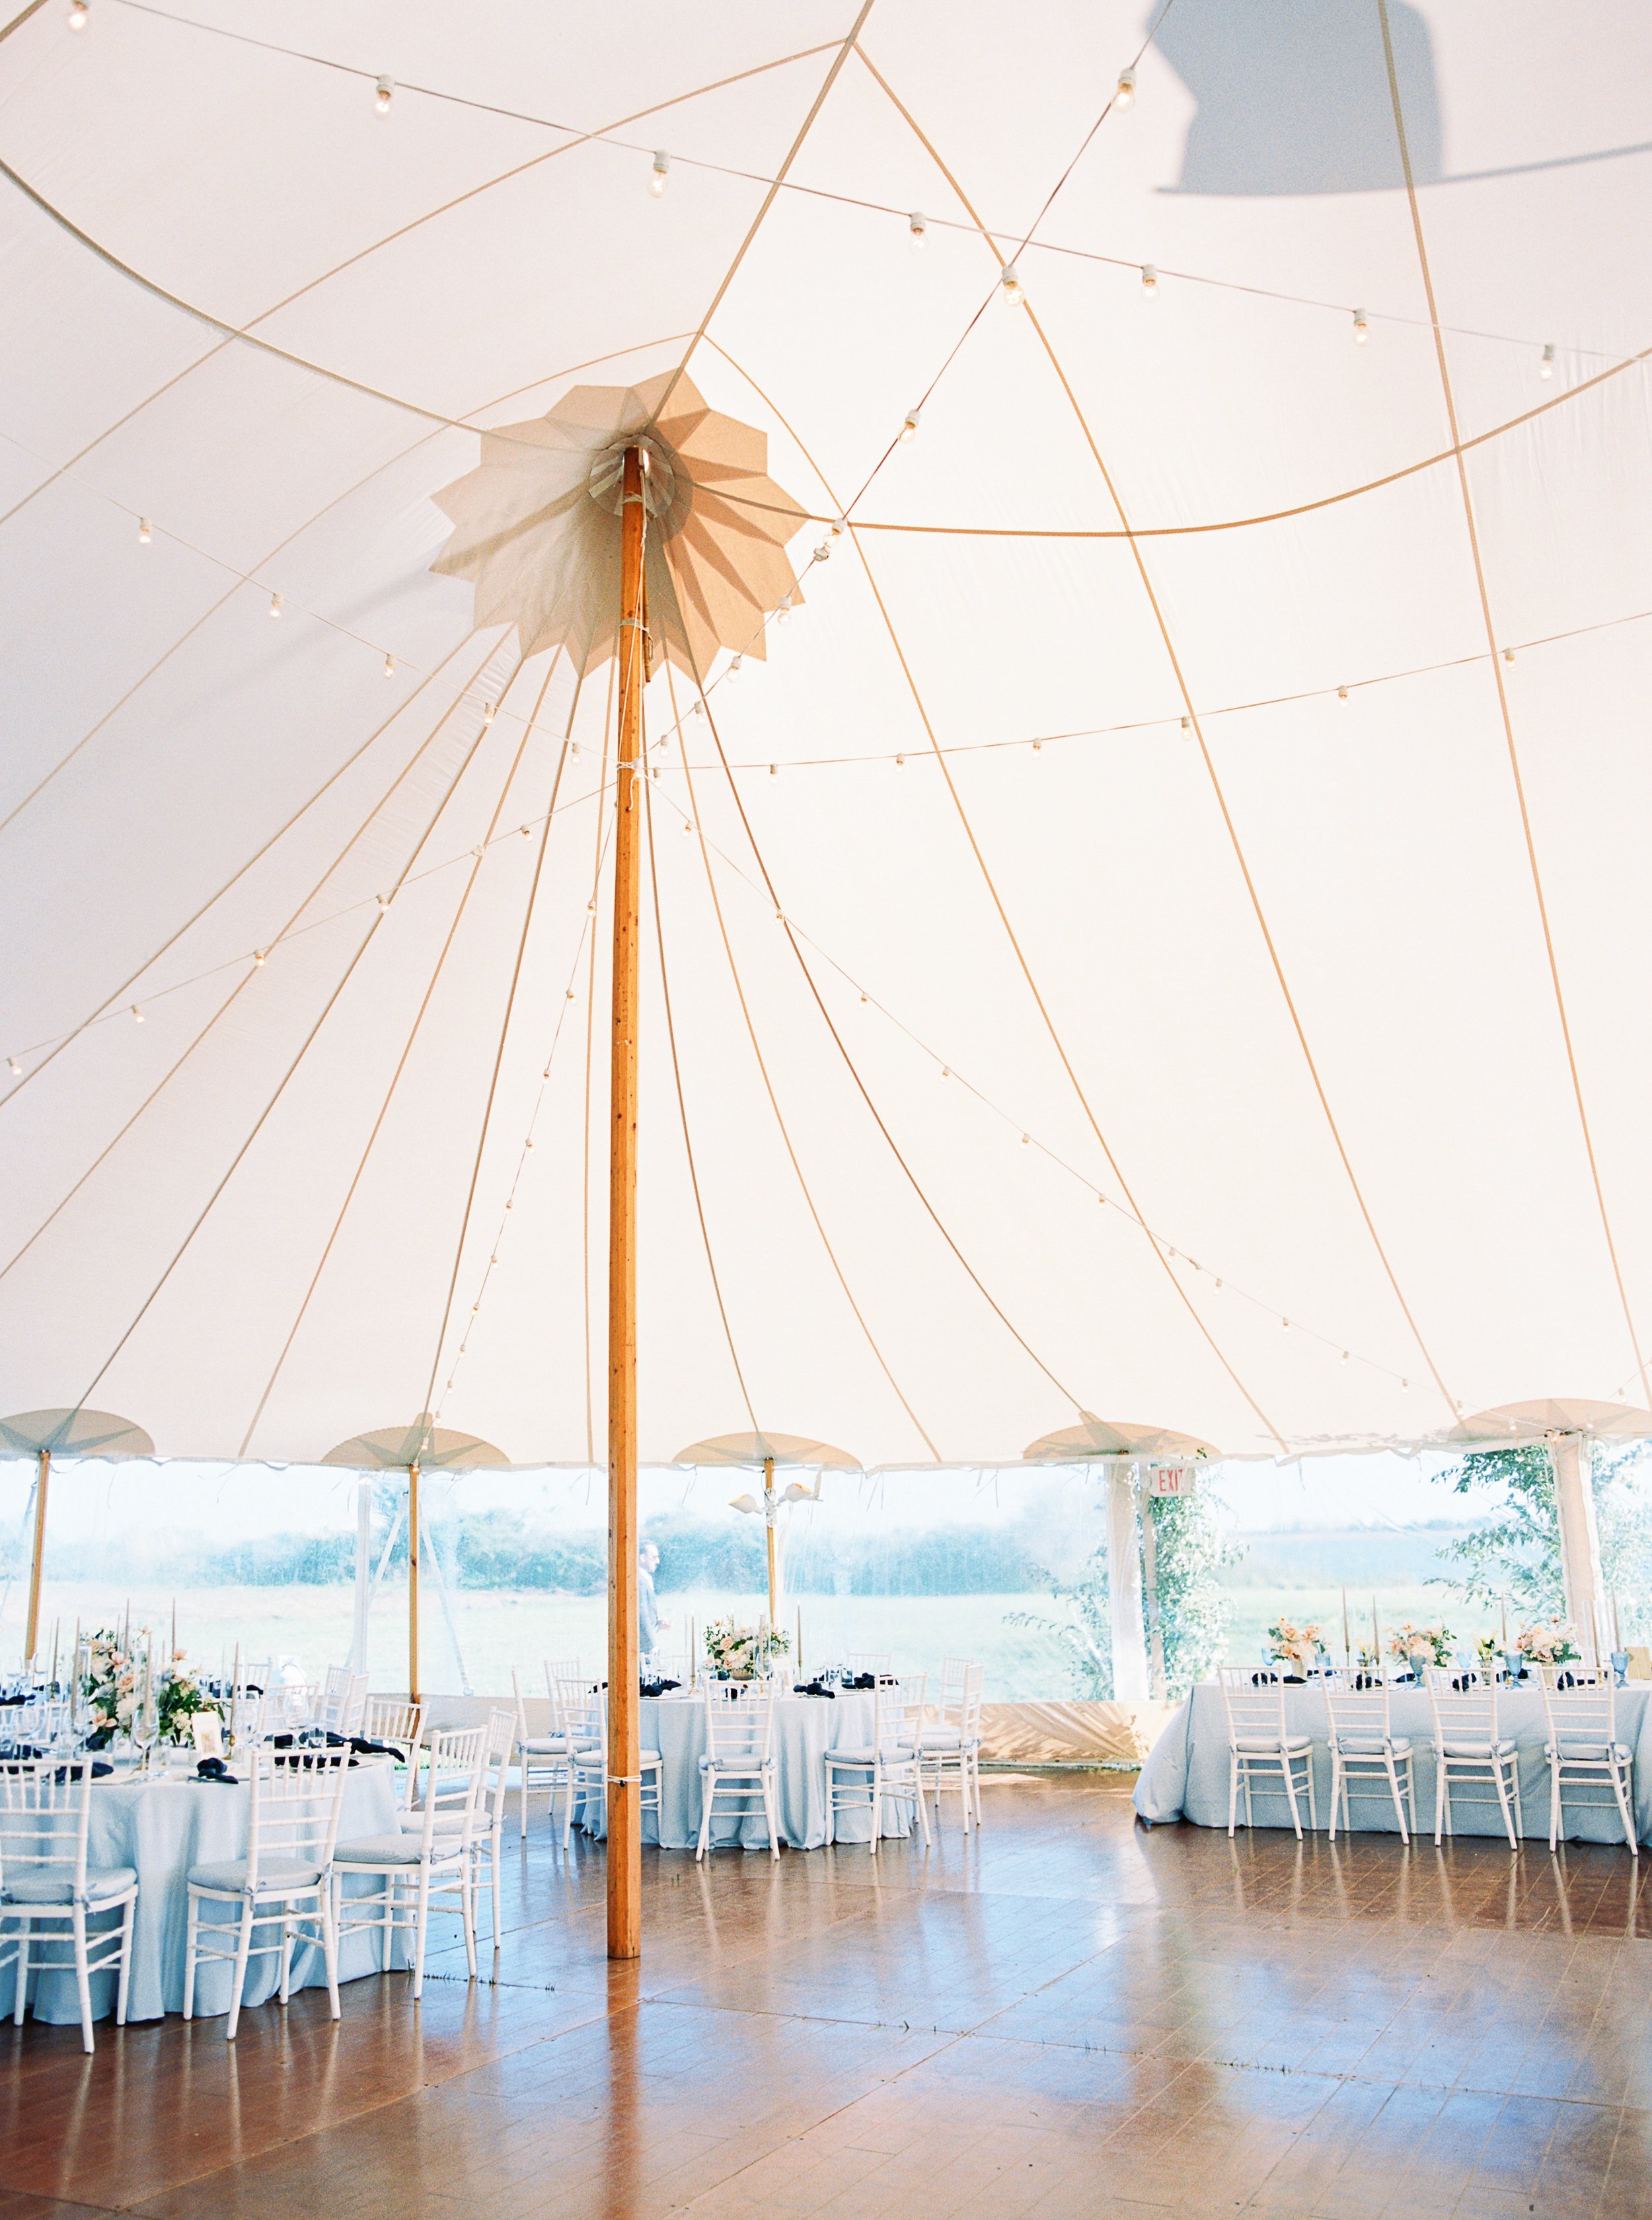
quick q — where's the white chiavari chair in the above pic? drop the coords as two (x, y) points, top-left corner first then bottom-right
(1426, 1668), (1523, 1848)
(336, 1724), (487, 2001)
(846, 1651), (893, 1677)
(920, 1658), (985, 1831)
(0, 1756), (137, 2053)
(509, 1665), (571, 1843)
(696, 1681), (778, 1860)
(361, 1697), (424, 1808)
(1325, 1679), (1417, 1843)
(825, 1674), (931, 1855)
(1217, 1667), (1316, 1840)
(319, 1667), (369, 1736)
(184, 1745), (348, 2040)
(558, 1680), (661, 1847)
(1538, 1670), (1637, 1852)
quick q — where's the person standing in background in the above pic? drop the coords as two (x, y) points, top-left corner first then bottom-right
(638, 1539), (669, 1664)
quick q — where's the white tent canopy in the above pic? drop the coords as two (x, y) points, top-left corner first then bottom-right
(3, 3), (1651, 1470)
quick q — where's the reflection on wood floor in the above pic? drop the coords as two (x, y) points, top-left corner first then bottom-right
(3, 1772), (1651, 2217)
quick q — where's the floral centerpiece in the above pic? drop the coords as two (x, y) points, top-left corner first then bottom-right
(157, 1651), (223, 1746)
(1386, 1622), (1452, 1673)
(1517, 1620), (1581, 1665)
(1267, 1619), (1322, 1669)
(79, 1629), (142, 1747)
(704, 1617), (790, 1678)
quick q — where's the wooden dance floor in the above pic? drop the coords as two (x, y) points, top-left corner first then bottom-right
(3, 1772), (1651, 2219)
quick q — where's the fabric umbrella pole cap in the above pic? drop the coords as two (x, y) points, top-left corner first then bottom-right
(672, 1431), (860, 1471)
(1446, 1399), (1652, 1446)
(0, 1410), (155, 1459)
(430, 371), (807, 683)
(1022, 1414), (1220, 1463)
(321, 1416), (509, 1471)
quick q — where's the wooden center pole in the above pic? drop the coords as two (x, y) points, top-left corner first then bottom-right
(607, 444), (646, 1961)
(407, 1459), (421, 1707)
(24, 1449), (50, 1669)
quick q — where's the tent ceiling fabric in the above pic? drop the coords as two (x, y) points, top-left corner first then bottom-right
(3, 4), (1652, 1468)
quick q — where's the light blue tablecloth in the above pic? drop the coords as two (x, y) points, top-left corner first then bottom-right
(578, 1691), (911, 1850)
(0, 1755), (404, 2026)
(1135, 1681), (1652, 1843)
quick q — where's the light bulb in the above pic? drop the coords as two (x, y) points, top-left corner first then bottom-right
(1352, 308), (1369, 344)
(909, 211), (926, 250)
(137, 516), (152, 545)
(813, 541), (832, 562)
(1020, 1133), (1030, 1147)
(1001, 264), (1025, 307)
(899, 406), (920, 443)
(1180, 716), (1191, 734)
(1337, 685), (1349, 700)
(776, 597), (792, 627)
(650, 150), (669, 197)
(940, 1067), (950, 1079)
(268, 592), (282, 617)
(253, 950), (266, 966)
(587, 898), (596, 913)
(1032, 738), (1042, 752)
(1340, 1350), (1349, 1365)
(6, 1057), (18, 1077)
(569, 741), (580, 761)
(1141, 262), (1158, 299)
(375, 893), (391, 911)
(1213, 1277), (1221, 1291)
(520, 823), (532, 837)
(727, 654), (742, 682)
(681, 820), (691, 835)
(67, 0), (87, 26)
(1115, 67), (1136, 109)
(383, 653), (395, 679)
(895, 753), (905, 767)
(1503, 646), (1516, 664)
(566, 989), (575, 1000)
(525, 1137), (535, 1149)
(769, 763), (778, 778)
(1400, 1377), (1409, 1391)
(375, 75), (393, 115)
(482, 701), (495, 726)
(859, 991), (868, 1004)
(1540, 343), (1555, 379)
(690, 699), (704, 716)
(1281, 1317), (1291, 1331)
(131, 1005), (144, 1024)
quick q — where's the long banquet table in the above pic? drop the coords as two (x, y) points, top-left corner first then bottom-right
(577, 1689), (911, 1850)
(0, 1755), (406, 2026)
(1134, 1680), (1652, 1844)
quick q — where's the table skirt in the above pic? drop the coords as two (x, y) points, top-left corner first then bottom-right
(0, 1756), (407, 2025)
(577, 1691), (913, 1850)
(1134, 1681), (1652, 1844)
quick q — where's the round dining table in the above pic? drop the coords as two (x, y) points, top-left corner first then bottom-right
(577, 1689), (913, 1850)
(0, 1753), (406, 2026)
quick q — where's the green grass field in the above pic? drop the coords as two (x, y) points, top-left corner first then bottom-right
(13, 1574), (1491, 1701)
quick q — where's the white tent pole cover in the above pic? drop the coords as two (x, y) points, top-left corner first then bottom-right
(3, 6), (1652, 1471)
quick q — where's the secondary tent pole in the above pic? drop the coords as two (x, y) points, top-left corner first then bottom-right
(607, 444), (646, 1962)
(763, 1455), (778, 1634)
(23, 1449), (49, 1668)
(407, 1459), (421, 1707)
